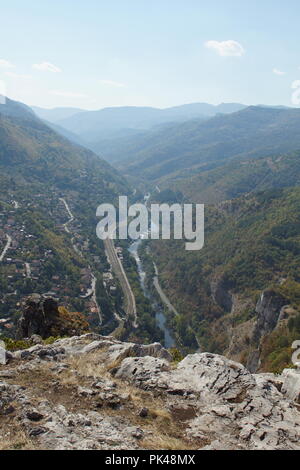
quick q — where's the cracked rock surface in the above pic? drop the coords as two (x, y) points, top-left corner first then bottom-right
(0, 334), (299, 450)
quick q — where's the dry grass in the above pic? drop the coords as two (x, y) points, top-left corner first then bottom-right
(0, 348), (203, 450)
(0, 429), (37, 451)
(105, 357), (124, 372)
(148, 407), (171, 420)
(64, 351), (109, 380)
(61, 351), (200, 449)
(142, 434), (197, 451)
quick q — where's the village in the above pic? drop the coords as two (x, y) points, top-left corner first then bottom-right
(0, 190), (124, 334)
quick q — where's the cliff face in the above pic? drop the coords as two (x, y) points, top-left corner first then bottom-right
(252, 289), (288, 344)
(0, 333), (299, 451)
(245, 289), (289, 373)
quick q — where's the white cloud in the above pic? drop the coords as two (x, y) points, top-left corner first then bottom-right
(33, 62), (61, 73)
(292, 91), (300, 105)
(99, 79), (125, 88)
(291, 80), (300, 89)
(273, 68), (286, 76)
(291, 80), (300, 105)
(0, 59), (15, 69)
(5, 71), (32, 80)
(205, 40), (245, 57)
(50, 90), (87, 98)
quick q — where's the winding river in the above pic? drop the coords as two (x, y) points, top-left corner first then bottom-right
(129, 239), (176, 348)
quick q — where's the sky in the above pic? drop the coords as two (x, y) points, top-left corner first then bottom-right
(1, 0), (300, 110)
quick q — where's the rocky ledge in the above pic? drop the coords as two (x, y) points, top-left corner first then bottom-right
(0, 334), (299, 450)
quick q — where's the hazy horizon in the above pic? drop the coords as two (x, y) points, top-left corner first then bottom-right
(27, 101), (297, 112)
(1, 0), (300, 110)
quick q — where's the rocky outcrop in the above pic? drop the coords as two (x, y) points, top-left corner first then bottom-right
(0, 334), (299, 450)
(17, 294), (59, 339)
(115, 353), (300, 449)
(11, 334), (172, 364)
(281, 369), (300, 404)
(116, 353), (256, 399)
(16, 294), (88, 340)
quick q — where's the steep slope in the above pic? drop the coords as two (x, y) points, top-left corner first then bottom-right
(42, 120), (86, 147)
(0, 97), (143, 341)
(147, 186), (300, 372)
(0, 96), (35, 120)
(0, 97), (125, 189)
(164, 149), (300, 204)
(114, 106), (300, 182)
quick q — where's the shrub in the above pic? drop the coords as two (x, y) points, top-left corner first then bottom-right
(169, 348), (184, 364)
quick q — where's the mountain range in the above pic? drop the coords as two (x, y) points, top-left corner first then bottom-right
(32, 106), (85, 123)
(33, 102), (247, 144)
(1, 96), (300, 376)
(110, 106), (300, 183)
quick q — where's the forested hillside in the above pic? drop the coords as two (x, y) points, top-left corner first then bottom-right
(2, 97), (300, 373)
(0, 98), (126, 189)
(164, 149), (300, 203)
(147, 186), (300, 372)
(111, 106), (300, 183)
(0, 98), (155, 340)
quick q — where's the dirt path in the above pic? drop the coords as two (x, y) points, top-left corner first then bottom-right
(0, 234), (12, 262)
(153, 263), (179, 317)
(59, 198), (102, 325)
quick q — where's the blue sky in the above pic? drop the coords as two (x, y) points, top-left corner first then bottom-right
(1, 0), (300, 109)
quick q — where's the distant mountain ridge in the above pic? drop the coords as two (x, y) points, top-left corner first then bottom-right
(112, 106), (300, 182)
(32, 106), (85, 123)
(32, 102), (247, 144)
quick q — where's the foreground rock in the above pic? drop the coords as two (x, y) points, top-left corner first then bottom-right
(0, 334), (299, 450)
(116, 353), (300, 450)
(281, 369), (300, 403)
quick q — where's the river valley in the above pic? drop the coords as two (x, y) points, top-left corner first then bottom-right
(128, 238), (176, 348)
